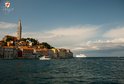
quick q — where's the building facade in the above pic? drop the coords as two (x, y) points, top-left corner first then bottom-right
(2, 46), (17, 59)
(19, 46), (35, 59)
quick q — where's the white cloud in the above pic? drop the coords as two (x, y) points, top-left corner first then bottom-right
(22, 25), (99, 48)
(0, 22), (17, 39)
(72, 38), (124, 54)
(72, 38), (124, 57)
(0, 22), (17, 29)
(103, 27), (124, 38)
(71, 26), (124, 57)
(87, 38), (124, 44)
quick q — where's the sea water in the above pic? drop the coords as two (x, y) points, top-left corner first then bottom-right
(0, 57), (124, 84)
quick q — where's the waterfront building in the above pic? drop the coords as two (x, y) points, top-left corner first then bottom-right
(17, 49), (23, 58)
(0, 46), (3, 58)
(56, 48), (73, 59)
(34, 48), (55, 58)
(34, 48), (48, 56)
(48, 49), (54, 58)
(19, 46), (35, 58)
(2, 46), (17, 59)
(51, 48), (59, 58)
(57, 48), (66, 58)
(66, 49), (73, 58)
(0, 41), (4, 46)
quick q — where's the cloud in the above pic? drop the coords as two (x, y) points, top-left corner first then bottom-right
(71, 26), (124, 57)
(22, 25), (100, 48)
(0, 22), (17, 39)
(73, 38), (124, 51)
(103, 27), (124, 38)
(73, 38), (124, 57)
(0, 22), (17, 29)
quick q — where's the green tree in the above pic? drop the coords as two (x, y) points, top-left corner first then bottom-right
(41, 42), (54, 49)
(6, 36), (13, 42)
(20, 38), (27, 41)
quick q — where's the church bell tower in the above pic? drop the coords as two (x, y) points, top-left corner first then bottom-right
(17, 19), (22, 40)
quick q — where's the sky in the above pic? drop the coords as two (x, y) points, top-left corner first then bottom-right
(0, 0), (124, 57)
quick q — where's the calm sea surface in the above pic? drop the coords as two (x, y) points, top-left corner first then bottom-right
(0, 57), (124, 84)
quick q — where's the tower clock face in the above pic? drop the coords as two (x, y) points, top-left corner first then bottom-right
(5, 1), (11, 8)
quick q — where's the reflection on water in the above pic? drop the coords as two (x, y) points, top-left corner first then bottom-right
(0, 57), (124, 84)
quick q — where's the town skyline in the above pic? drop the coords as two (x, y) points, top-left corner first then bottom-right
(0, 0), (124, 57)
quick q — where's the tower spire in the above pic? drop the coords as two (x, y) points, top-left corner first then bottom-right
(17, 19), (22, 40)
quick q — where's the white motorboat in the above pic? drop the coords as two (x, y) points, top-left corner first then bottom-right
(39, 56), (51, 60)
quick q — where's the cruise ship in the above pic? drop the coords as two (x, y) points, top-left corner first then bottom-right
(74, 54), (87, 58)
